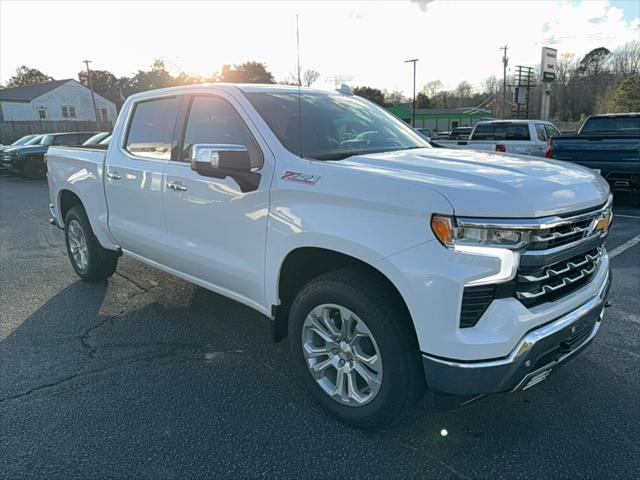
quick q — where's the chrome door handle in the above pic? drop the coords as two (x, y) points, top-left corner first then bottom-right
(106, 170), (122, 181)
(167, 181), (187, 192)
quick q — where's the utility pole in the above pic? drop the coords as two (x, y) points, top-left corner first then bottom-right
(83, 60), (99, 123)
(404, 58), (419, 127)
(500, 45), (508, 119)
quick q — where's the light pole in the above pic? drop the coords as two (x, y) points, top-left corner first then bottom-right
(404, 58), (419, 127)
(83, 60), (99, 123)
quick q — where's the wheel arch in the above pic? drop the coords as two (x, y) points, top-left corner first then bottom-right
(58, 189), (84, 222)
(272, 246), (415, 343)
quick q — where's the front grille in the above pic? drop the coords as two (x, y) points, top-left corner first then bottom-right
(1, 152), (18, 163)
(457, 201), (609, 328)
(515, 247), (602, 308)
(528, 218), (594, 250)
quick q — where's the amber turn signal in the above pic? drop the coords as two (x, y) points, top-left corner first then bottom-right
(431, 215), (453, 246)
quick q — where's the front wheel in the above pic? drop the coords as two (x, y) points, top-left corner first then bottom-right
(22, 157), (46, 179)
(288, 268), (425, 428)
(64, 205), (118, 281)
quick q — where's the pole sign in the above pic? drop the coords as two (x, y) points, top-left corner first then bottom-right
(541, 47), (557, 82)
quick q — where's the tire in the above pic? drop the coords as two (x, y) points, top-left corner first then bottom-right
(64, 205), (118, 281)
(21, 157), (47, 180)
(288, 268), (425, 428)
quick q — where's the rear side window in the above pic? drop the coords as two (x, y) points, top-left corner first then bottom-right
(471, 124), (493, 140)
(181, 96), (263, 168)
(535, 124), (547, 141)
(52, 135), (78, 146)
(507, 124), (530, 140)
(125, 97), (178, 160)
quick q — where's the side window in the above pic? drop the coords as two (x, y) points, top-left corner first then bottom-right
(125, 97), (178, 160)
(507, 124), (530, 141)
(182, 96), (263, 168)
(535, 124), (547, 141)
(471, 124), (494, 140)
(77, 133), (94, 143)
(493, 125), (508, 140)
(53, 135), (78, 146)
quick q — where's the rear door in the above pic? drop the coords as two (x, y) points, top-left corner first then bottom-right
(104, 96), (180, 262)
(161, 92), (273, 309)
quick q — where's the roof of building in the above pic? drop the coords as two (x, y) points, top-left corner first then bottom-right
(0, 79), (72, 103)
(386, 105), (494, 120)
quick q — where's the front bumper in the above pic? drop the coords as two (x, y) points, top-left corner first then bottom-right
(422, 269), (611, 395)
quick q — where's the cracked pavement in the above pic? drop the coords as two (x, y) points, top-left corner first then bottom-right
(1, 176), (639, 479)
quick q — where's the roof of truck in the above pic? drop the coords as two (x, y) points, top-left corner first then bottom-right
(125, 83), (335, 102)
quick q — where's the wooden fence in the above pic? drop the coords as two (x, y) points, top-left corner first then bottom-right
(0, 120), (113, 144)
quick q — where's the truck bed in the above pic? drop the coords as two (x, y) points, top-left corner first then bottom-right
(551, 135), (640, 191)
(47, 146), (112, 246)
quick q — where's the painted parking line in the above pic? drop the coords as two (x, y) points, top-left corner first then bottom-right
(614, 214), (640, 220)
(609, 234), (640, 259)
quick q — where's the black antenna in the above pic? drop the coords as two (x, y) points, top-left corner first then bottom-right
(296, 14), (303, 159)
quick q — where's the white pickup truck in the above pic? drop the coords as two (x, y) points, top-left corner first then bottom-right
(47, 84), (612, 427)
(433, 119), (561, 157)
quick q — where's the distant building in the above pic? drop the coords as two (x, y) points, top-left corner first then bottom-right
(0, 79), (116, 123)
(387, 106), (494, 132)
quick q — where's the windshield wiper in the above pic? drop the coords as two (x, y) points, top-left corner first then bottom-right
(308, 151), (362, 160)
(308, 146), (425, 161)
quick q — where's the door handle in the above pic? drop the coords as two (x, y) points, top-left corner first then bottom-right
(167, 181), (187, 193)
(106, 170), (122, 181)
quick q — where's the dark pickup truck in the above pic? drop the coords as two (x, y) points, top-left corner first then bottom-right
(548, 113), (640, 193)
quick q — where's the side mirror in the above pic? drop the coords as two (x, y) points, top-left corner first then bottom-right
(190, 144), (260, 193)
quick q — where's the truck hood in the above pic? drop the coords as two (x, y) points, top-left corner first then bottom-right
(337, 148), (610, 217)
(2, 145), (47, 154)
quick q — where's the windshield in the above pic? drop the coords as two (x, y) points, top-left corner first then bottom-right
(245, 91), (429, 160)
(83, 132), (109, 145)
(24, 135), (44, 145)
(580, 116), (640, 135)
(12, 135), (36, 146)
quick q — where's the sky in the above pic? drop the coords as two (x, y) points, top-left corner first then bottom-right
(1, 0), (638, 95)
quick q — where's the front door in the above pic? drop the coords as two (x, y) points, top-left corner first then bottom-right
(104, 96), (179, 262)
(162, 93), (273, 310)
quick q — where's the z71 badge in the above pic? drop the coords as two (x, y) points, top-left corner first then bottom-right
(281, 171), (321, 185)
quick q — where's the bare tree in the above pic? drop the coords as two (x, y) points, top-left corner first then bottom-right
(302, 69), (320, 87)
(384, 90), (407, 106)
(610, 40), (640, 76)
(423, 80), (443, 98)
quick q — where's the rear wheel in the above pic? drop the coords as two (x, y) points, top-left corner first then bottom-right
(288, 268), (425, 428)
(22, 157), (46, 180)
(64, 205), (118, 281)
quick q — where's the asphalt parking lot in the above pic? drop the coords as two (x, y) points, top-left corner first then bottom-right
(1, 175), (638, 479)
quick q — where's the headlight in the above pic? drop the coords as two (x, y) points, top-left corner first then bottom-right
(431, 215), (529, 250)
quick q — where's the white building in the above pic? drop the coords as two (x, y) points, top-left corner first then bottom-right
(0, 79), (117, 123)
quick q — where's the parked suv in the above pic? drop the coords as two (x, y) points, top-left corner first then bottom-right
(1, 131), (99, 179)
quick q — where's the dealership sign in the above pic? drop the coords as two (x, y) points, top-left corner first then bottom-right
(541, 47), (558, 81)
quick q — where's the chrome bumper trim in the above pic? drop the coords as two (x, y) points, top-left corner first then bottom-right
(424, 269), (609, 369)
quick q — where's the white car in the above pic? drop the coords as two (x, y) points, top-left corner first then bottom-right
(46, 84), (612, 427)
(434, 120), (561, 157)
